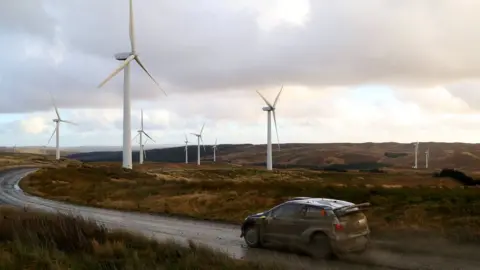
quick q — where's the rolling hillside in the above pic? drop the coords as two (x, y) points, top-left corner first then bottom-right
(67, 142), (480, 170)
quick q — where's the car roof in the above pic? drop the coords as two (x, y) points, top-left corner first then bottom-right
(287, 197), (355, 210)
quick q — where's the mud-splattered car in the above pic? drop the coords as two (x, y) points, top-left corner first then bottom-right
(240, 197), (370, 259)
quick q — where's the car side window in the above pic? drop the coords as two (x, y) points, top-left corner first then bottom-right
(301, 206), (331, 219)
(271, 203), (303, 218)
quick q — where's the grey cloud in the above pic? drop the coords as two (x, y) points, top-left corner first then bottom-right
(0, 1), (55, 39)
(3, 0), (480, 113)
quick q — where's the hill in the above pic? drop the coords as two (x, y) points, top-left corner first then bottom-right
(67, 142), (480, 170)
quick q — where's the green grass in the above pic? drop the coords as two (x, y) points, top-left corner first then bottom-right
(0, 206), (285, 270)
(21, 164), (480, 243)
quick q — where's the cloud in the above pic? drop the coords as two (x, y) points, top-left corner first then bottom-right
(20, 116), (50, 134)
(3, 1), (480, 146)
(1, 0), (480, 114)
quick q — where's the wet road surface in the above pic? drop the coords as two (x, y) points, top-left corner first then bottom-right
(0, 168), (479, 270)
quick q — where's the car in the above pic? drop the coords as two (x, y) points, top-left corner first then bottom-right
(240, 197), (370, 259)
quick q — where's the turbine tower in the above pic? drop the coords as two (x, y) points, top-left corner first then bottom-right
(212, 138), (218, 163)
(413, 141), (420, 169)
(133, 109), (154, 165)
(191, 123), (205, 166)
(98, 0), (167, 169)
(184, 133), (189, 164)
(425, 148), (430, 169)
(257, 86), (283, 171)
(47, 95), (77, 160)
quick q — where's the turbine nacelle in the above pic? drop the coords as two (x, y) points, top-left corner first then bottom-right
(115, 52), (134, 61)
(262, 106), (273, 111)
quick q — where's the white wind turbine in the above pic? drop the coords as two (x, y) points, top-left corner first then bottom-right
(184, 133), (189, 164)
(257, 86), (283, 171)
(132, 109), (155, 165)
(47, 96), (77, 160)
(191, 123), (206, 166)
(142, 137), (151, 162)
(425, 148), (430, 169)
(413, 141), (420, 169)
(98, 0), (167, 169)
(212, 138), (218, 163)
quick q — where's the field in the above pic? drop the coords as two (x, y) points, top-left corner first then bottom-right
(66, 142), (480, 170)
(21, 162), (480, 243)
(0, 152), (80, 169)
(0, 206), (283, 270)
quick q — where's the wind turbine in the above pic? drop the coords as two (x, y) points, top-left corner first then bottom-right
(98, 0), (167, 169)
(425, 148), (430, 169)
(47, 95), (77, 160)
(191, 123), (206, 166)
(142, 137), (150, 162)
(132, 109), (155, 165)
(257, 86), (283, 171)
(413, 141), (420, 169)
(212, 138), (218, 163)
(184, 133), (189, 164)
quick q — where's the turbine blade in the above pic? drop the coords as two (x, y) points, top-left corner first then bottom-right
(256, 90), (273, 108)
(132, 133), (139, 142)
(190, 133), (198, 136)
(47, 126), (57, 145)
(60, 120), (78, 125)
(49, 92), (61, 119)
(129, 0), (136, 52)
(184, 133), (188, 141)
(142, 131), (155, 142)
(200, 123), (205, 135)
(272, 110), (280, 150)
(98, 55), (135, 88)
(273, 85), (284, 107)
(141, 109), (144, 130)
(134, 57), (167, 96)
(200, 136), (206, 151)
(215, 138), (217, 146)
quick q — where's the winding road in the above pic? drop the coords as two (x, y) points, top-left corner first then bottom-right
(0, 168), (479, 270)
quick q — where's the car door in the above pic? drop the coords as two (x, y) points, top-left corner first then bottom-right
(263, 203), (304, 245)
(295, 205), (334, 241)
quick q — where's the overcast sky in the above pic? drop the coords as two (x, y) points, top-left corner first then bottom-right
(2, 0), (480, 147)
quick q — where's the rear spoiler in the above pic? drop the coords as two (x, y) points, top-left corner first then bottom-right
(334, 202), (371, 215)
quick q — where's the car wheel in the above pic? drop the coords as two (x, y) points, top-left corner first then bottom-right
(309, 233), (334, 259)
(244, 226), (261, 248)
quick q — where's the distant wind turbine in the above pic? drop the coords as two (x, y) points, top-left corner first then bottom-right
(257, 86), (283, 171)
(142, 138), (150, 162)
(184, 133), (189, 164)
(425, 148), (430, 169)
(97, 0), (167, 169)
(47, 95), (77, 160)
(413, 141), (420, 169)
(191, 123), (206, 166)
(212, 138), (218, 163)
(132, 109), (155, 165)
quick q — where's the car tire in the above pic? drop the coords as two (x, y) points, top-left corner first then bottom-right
(243, 226), (261, 248)
(309, 232), (335, 260)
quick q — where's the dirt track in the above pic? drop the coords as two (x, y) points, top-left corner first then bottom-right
(1, 168), (479, 269)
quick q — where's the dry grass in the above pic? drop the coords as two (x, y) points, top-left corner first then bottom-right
(0, 206), (285, 270)
(0, 152), (81, 170)
(21, 163), (480, 243)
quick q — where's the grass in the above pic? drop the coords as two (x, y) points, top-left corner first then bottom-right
(0, 152), (80, 170)
(0, 206), (285, 270)
(21, 163), (480, 243)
